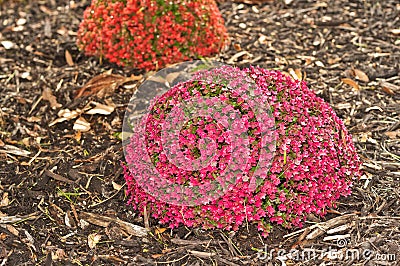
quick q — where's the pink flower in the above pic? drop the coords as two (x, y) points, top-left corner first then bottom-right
(123, 66), (362, 237)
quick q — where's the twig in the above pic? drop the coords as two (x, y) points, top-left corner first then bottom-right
(80, 212), (148, 237)
(0, 212), (40, 224)
(154, 254), (190, 264)
(87, 182), (125, 208)
(283, 214), (357, 239)
(188, 250), (217, 258)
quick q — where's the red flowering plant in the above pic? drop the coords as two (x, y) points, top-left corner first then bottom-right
(123, 64), (362, 236)
(76, 0), (228, 70)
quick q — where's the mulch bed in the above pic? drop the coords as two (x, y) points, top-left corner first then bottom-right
(0, 0), (399, 265)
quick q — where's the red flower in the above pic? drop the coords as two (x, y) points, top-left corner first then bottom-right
(77, 0), (229, 70)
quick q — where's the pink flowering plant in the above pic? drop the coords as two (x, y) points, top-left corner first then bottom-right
(123, 64), (362, 236)
(76, 0), (228, 70)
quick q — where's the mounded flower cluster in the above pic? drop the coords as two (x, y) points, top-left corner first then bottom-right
(76, 0), (228, 70)
(123, 66), (361, 236)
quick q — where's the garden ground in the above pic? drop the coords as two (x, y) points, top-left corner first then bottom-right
(0, 0), (399, 265)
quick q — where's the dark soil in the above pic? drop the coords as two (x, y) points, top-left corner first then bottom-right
(0, 0), (399, 265)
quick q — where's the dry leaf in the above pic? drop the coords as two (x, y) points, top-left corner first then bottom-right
(57, 26), (68, 36)
(384, 131), (400, 139)
(288, 68), (303, 81)
(65, 50), (74, 66)
(39, 5), (57, 15)
(233, 43), (242, 51)
(0, 233), (7, 241)
(85, 102), (115, 115)
(358, 132), (371, 143)
(165, 72), (181, 85)
(381, 86), (395, 95)
(74, 131), (82, 142)
(88, 233), (101, 249)
(328, 57), (341, 64)
(6, 224), (19, 236)
(49, 109), (81, 126)
(294, 69), (303, 81)
(58, 109), (81, 119)
(75, 71), (142, 98)
(27, 116), (41, 123)
(155, 227), (167, 234)
(112, 181), (123, 191)
(42, 87), (62, 109)
(380, 81), (399, 95)
(341, 78), (360, 90)
(52, 249), (67, 260)
(353, 69), (369, 82)
(0, 192), (9, 207)
(73, 117), (91, 132)
(21, 137), (30, 147)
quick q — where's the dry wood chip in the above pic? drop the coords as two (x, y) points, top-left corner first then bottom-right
(1, 40), (15, 49)
(171, 238), (220, 245)
(42, 87), (62, 109)
(227, 51), (251, 64)
(305, 214), (357, 240)
(80, 212), (147, 237)
(73, 117), (91, 132)
(323, 233), (351, 241)
(88, 233), (101, 249)
(188, 250), (216, 258)
(390, 29), (400, 35)
(44, 169), (75, 184)
(0, 144), (31, 157)
(315, 60), (325, 67)
(0, 192), (9, 207)
(362, 162), (383, 170)
(0, 212), (39, 224)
